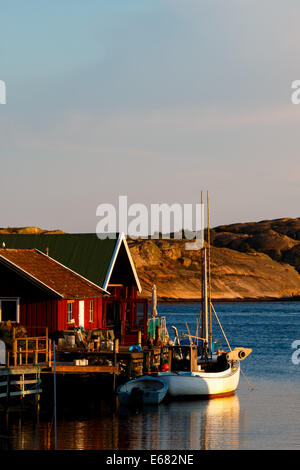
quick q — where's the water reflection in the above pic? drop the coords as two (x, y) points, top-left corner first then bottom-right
(0, 393), (240, 450)
(119, 394), (240, 450)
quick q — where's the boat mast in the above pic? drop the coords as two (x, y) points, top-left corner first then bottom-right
(201, 192), (213, 357)
(200, 191), (205, 354)
(197, 190), (210, 357)
(207, 191), (212, 357)
(203, 247), (209, 351)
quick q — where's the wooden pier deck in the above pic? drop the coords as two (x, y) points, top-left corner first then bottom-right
(47, 363), (119, 374)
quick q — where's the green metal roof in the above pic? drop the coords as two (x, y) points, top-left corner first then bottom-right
(0, 233), (119, 288)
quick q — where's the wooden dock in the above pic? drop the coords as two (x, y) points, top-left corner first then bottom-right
(0, 325), (173, 411)
(0, 366), (42, 401)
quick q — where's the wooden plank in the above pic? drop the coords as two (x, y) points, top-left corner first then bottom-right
(0, 366), (41, 375)
(10, 380), (41, 385)
(50, 365), (119, 374)
(9, 389), (42, 397)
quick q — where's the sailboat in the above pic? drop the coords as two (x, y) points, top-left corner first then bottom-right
(158, 192), (252, 398)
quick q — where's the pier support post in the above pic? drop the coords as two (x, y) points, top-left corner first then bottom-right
(12, 328), (17, 366)
(113, 339), (119, 393)
(53, 340), (57, 450)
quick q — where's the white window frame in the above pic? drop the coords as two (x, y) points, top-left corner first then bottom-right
(89, 300), (94, 323)
(0, 298), (20, 323)
(67, 302), (73, 324)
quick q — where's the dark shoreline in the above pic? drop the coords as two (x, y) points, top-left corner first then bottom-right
(145, 296), (300, 303)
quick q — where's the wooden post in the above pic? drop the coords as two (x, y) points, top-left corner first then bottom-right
(53, 340), (57, 450)
(35, 368), (41, 413)
(137, 330), (142, 347)
(12, 328), (17, 367)
(34, 339), (38, 365)
(48, 339), (52, 366)
(113, 338), (119, 393)
(190, 346), (198, 372)
(168, 348), (172, 372)
(25, 338), (28, 365)
(6, 374), (10, 409)
(120, 302), (126, 345)
(144, 299), (149, 344)
(22, 373), (25, 399)
(45, 328), (49, 363)
(156, 326), (161, 342)
(5, 345), (9, 367)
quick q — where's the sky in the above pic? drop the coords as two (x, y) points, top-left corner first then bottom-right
(1, 0), (300, 233)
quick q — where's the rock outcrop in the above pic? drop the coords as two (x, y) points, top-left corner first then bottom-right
(0, 227), (64, 235)
(129, 217), (300, 300)
(128, 238), (300, 301)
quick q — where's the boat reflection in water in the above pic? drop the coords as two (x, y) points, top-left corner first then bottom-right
(0, 393), (240, 450)
(118, 393), (240, 450)
(165, 394), (241, 450)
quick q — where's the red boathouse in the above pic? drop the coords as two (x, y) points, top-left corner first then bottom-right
(0, 233), (149, 345)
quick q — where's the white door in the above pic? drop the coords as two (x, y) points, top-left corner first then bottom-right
(78, 301), (85, 329)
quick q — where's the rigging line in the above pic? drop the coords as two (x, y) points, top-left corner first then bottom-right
(210, 302), (231, 351)
(195, 305), (202, 347)
(210, 301), (254, 390)
(185, 321), (194, 345)
(240, 367), (254, 391)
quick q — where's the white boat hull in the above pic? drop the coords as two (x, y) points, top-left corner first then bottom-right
(158, 363), (240, 398)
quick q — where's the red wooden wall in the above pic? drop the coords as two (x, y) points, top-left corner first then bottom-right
(20, 297), (104, 335)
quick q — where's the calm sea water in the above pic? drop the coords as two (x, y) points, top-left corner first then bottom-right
(1, 301), (300, 450)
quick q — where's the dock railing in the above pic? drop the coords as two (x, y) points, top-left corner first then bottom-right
(6, 327), (52, 367)
(0, 366), (42, 400)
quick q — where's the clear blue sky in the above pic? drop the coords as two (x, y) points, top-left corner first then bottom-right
(1, 0), (300, 232)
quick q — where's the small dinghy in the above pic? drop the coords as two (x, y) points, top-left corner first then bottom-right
(117, 376), (168, 405)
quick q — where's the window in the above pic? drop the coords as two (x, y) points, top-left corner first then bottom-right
(106, 301), (121, 328)
(89, 300), (94, 323)
(67, 302), (73, 323)
(0, 298), (19, 322)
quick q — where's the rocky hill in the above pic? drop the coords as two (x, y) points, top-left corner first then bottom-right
(0, 227), (64, 235)
(210, 217), (300, 273)
(128, 237), (300, 301)
(128, 217), (300, 301)
(2, 220), (300, 301)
